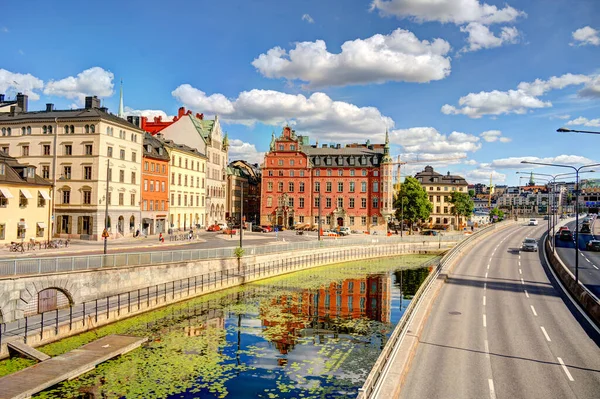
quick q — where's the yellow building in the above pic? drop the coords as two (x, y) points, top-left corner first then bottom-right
(415, 165), (469, 230)
(0, 95), (144, 240)
(159, 136), (207, 231)
(0, 152), (52, 244)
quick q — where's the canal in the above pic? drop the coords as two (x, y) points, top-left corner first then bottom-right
(22, 254), (437, 398)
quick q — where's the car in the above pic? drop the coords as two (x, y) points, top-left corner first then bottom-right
(338, 227), (350, 236)
(422, 230), (438, 236)
(252, 225), (266, 233)
(261, 225), (273, 232)
(207, 224), (221, 232)
(522, 238), (538, 252)
(217, 223), (228, 230)
(543, 215), (549, 220)
(586, 240), (600, 251)
(559, 226), (570, 232)
(529, 218), (538, 226)
(580, 222), (591, 234)
(559, 229), (573, 241)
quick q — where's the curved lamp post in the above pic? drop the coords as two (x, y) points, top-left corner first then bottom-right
(520, 161), (600, 283)
(558, 127), (600, 135)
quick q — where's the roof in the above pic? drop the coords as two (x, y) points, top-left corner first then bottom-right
(160, 138), (207, 158)
(301, 144), (384, 168)
(415, 165), (468, 185)
(142, 133), (170, 161)
(0, 152), (51, 186)
(0, 107), (143, 131)
(189, 115), (215, 140)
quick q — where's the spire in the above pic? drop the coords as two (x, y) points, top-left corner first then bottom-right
(222, 132), (229, 151)
(269, 130), (276, 151)
(118, 79), (124, 118)
(529, 171), (535, 186)
(382, 128), (392, 163)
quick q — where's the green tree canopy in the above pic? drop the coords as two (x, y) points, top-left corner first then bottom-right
(449, 192), (474, 227)
(489, 207), (505, 222)
(394, 177), (433, 229)
(468, 189), (475, 198)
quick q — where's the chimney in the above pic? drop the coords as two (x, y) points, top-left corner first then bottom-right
(0, 94), (4, 102)
(9, 105), (22, 116)
(178, 107), (186, 118)
(84, 96), (101, 109)
(322, 144), (327, 148)
(98, 106), (108, 113)
(46, 103), (54, 112)
(16, 93), (28, 112)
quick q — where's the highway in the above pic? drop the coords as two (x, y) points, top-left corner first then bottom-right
(400, 222), (600, 399)
(554, 217), (600, 298)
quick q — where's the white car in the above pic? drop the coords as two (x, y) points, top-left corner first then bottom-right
(529, 218), (538, 226)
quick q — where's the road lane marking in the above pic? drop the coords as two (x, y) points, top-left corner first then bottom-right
(518, 261), (521, 266)
(488, 379), (497, 399)
(519, 255), (521, 259)
(485, 272), (488, 278)
(483, 314), (487, 327)
(487, 264), (490, 270)
(524, 290), (530, 298)
(521, 278), (525, 285)
(557, 357), (574, 381)
(519, 269), (522, 274)
(483, 296), (486, 306)
(484, 340), (490, 358)
(541, 326), (551, 342)
(594, 265), (599, 270)
(531, 305), (538, 316)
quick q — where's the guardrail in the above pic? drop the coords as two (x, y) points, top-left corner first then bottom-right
(0, 233), (465, 278)
(357, 221), (512, 399)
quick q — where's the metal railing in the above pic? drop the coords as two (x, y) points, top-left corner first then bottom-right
(0, 233), (465, 277)
(358, 221), (513, 399)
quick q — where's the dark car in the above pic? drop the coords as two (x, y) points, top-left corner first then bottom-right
(586, 240), (600, 251)
(422, 230), (438, 236)
(559, 230), (573, 241)
(252, 225), (266, 233)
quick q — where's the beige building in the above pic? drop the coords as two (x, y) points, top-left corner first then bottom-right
(159, 136), (207, 231)
(0, 152), (52, 244)
(155, 108), (229, 225)
(415, 166), (469, 230)
(0, 96), (144, 240)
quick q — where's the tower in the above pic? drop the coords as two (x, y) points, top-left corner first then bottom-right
(118, 79), (124, 118)
(529, 171), (535, 187)
(381, 129), (395, 222)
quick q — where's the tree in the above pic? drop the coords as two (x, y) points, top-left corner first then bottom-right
(449, 192), (474, 229)
(468, 189), (475, 198)
(394, 177), (433, 231)
(489, 207), (504, 223)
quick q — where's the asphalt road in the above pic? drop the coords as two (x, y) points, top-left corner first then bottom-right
(554, 219), (600, 298)
(400, 222), (600, 399)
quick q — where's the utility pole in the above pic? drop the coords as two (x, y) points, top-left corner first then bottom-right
(239, 182), (244, 248)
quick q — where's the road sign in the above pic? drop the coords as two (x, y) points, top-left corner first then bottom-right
(102, 229), (109, 238)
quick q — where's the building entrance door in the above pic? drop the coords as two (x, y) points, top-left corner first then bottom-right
(277, 216), (283, 226)
(337, 217), (344, 226)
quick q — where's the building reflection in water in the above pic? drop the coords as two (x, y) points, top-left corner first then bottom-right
(261, 274), (391, 354)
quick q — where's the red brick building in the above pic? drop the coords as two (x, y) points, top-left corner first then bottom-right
(260, 127), (394, 233)
(141, 133), (170, 234)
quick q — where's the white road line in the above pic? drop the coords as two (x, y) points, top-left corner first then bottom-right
(585, 258), (590, 263)
(541, 326), (551, 342)
(487, 264), (490, 270)
(484, 340), (490, 359)
(518, 261), (521, 266)
(531, 305), (538, 316)
(519, 255), (521, 259)
(594, 265), (599, 270)
(557, 357), (575, 381)
(521, 278), (525, 285)
(483, 296), (486, 306)
(484, 282), (487, 290)
(483, 314), (487, 327)
(488, 379), (497, 399)
(524, 290), (530, 298)
(485, 272), (488, 278)
(519, 269), (522, 274)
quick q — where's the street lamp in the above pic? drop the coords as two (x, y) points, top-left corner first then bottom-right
(239, 182), (245, 249)
(103, 159), (112, 255)
(317, 192), (322, 241)
(520, 161), (600, 283)
(558, 127), (600, 135)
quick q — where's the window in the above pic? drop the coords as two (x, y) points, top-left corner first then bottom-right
(314, 197), (320, 207)
(374, 171), (379, 176)
(119, 170), (124, 183)
(373, 181), (379, 192)
(118, 193), (123, 205)
(349, 182), (355, 192)
(289, 170), (295, 177)
(0, 193), (6, 207)
(327, 169), (332, 176)
(266, 197), (272, 207)
(444, 206), (448, 214)
(361, 182), (367, 192)
(350, 169), (355, 176)
(278, 170), (284, 177)
(41, 165), (50, 179)
(326, 182), (332, 192)
(326, 197), (332, 208)
(161, 181), (165, 192)
(63, 144), (72, 156)
(144, 180), (148, 191)
(268, 170), (273, 177)
(373, 197), (379, 208)
(62, 189), (71, 204)
(178, 174), (181, 185)
(63, 166), (71, 179)
(171, 193), (174, 206)
(85, 144), (93, 155)
(150, 181), (154, 192)
(90, 124), (95, 133)
(349, 198), (355, 208)
(361, 169), (367, 176)
(290, 159), (295, 166)
(278, 160), (283, 166)
(84, 166), (92, 180)
(299, 182), (305, 192)
(372, 216), (378, 225)
(288, 197), (294, 207)
(184, 175), (188, 186)
(359, 216), (366, 226)
(315, 182), (320, 192)
(337, 197), (343, 208)
(131, 194), (136, 206)
(267, 181), (273, 191)
(288, 182), (294, 192)
(0, 224), (5, 240)
(118, 149), (124, 160)
(338, 182), (343, 192)
(131, 172), (136, 184)
(361, 198), (367, 208)
(22, 146), (29, 156)
(107, 168), (112, 181)
(300, 170), (304, 177)
(107, 147), (113, 157)
(278, 182), (284, 192)
(278, 144), (284, 151)
(349, 216), (355, 225)
(1, 146), (8, 153)
(132, 152), (137, 162)
(326, 215), (331, 224)
(178, 194), (181, 206)
(299, 197), (304, 208)
(19, 191), (28, 208)
(83, 190), (91, 204)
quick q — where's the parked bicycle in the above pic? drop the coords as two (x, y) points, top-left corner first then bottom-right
(9, 242), (24, 253)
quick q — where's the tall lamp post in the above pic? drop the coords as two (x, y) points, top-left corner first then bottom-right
(558, 127), (600, 135)
(521, 161), (600, 283)
(103, 159), (112, 255)
(317, 192), (322, 241)
(239, 183), (244, 248)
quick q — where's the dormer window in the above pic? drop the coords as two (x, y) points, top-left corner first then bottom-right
(373, 157), (378, 165)
(349, 157), (355, 165)
(325, 157), (332, 165)
(279, 144), (284, 151)
(27, 167), (35, 178)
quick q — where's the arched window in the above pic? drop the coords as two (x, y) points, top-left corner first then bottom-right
(64, 126), (69, 134)
(1, 128), (5, 136)
(21, 127), (26, 135)
(90, 124), (95, 133)
(85, 124), (90, 133)
(106, 126), (110, 135)
(27, 126), (31, 135)
(6, 127), (11, 135)
(70, 125), (74, 133)
(48, 125), (53, 134)
(43, 125), (47, 134)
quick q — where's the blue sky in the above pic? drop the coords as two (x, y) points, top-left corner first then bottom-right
(1, 0), (599, 185)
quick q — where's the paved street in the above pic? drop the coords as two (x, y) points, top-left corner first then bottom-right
(400, 222), (600, 399)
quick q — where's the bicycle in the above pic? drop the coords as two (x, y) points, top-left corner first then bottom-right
(10, 242), (24, 253)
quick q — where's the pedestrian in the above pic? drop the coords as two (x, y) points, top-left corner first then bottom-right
(159, 233), (164, 243)
(189, 229), (193, 240)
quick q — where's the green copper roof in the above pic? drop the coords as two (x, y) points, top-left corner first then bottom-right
(188, 115), (215, 140)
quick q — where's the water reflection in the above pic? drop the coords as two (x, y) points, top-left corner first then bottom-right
(33, 255), (436, 399)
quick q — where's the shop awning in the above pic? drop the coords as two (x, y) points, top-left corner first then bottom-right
(0, 187), (14, 198)
(37, 222), (47, 228)
(20, 189), (33, 199)
(39, 190), (51, 200)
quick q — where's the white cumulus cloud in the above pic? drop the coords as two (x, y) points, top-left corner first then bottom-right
(251, 28), (451, 88)
(370, 0), (525, 25)
(124, 106), (169, 120)
(229, 139), (265, 164)
(43, 67), (114, 104)
(442, 73), (595, 118)
(566, 117), (600, 127)
(301, 14), (315, 24)
(571, 26), (600, 46)
(465, 168), (506, 183)
(0, 69), (44, 100)
(390, 127), (481, 159)
(460, 23), (520, 52)
(172, 84), (394, 142)
(480, 130), (511, 142)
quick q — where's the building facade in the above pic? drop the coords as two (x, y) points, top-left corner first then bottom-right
(0, 152), (52, 244)
(415, 166), (469, 229)
(135, 107), (229, 225)
(161, 137), (207, 231)
(260, 127), (393, 233)
(0, 96), (144, 240)
(141, 133), (170, 235)
(226, 160), (261, 225)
